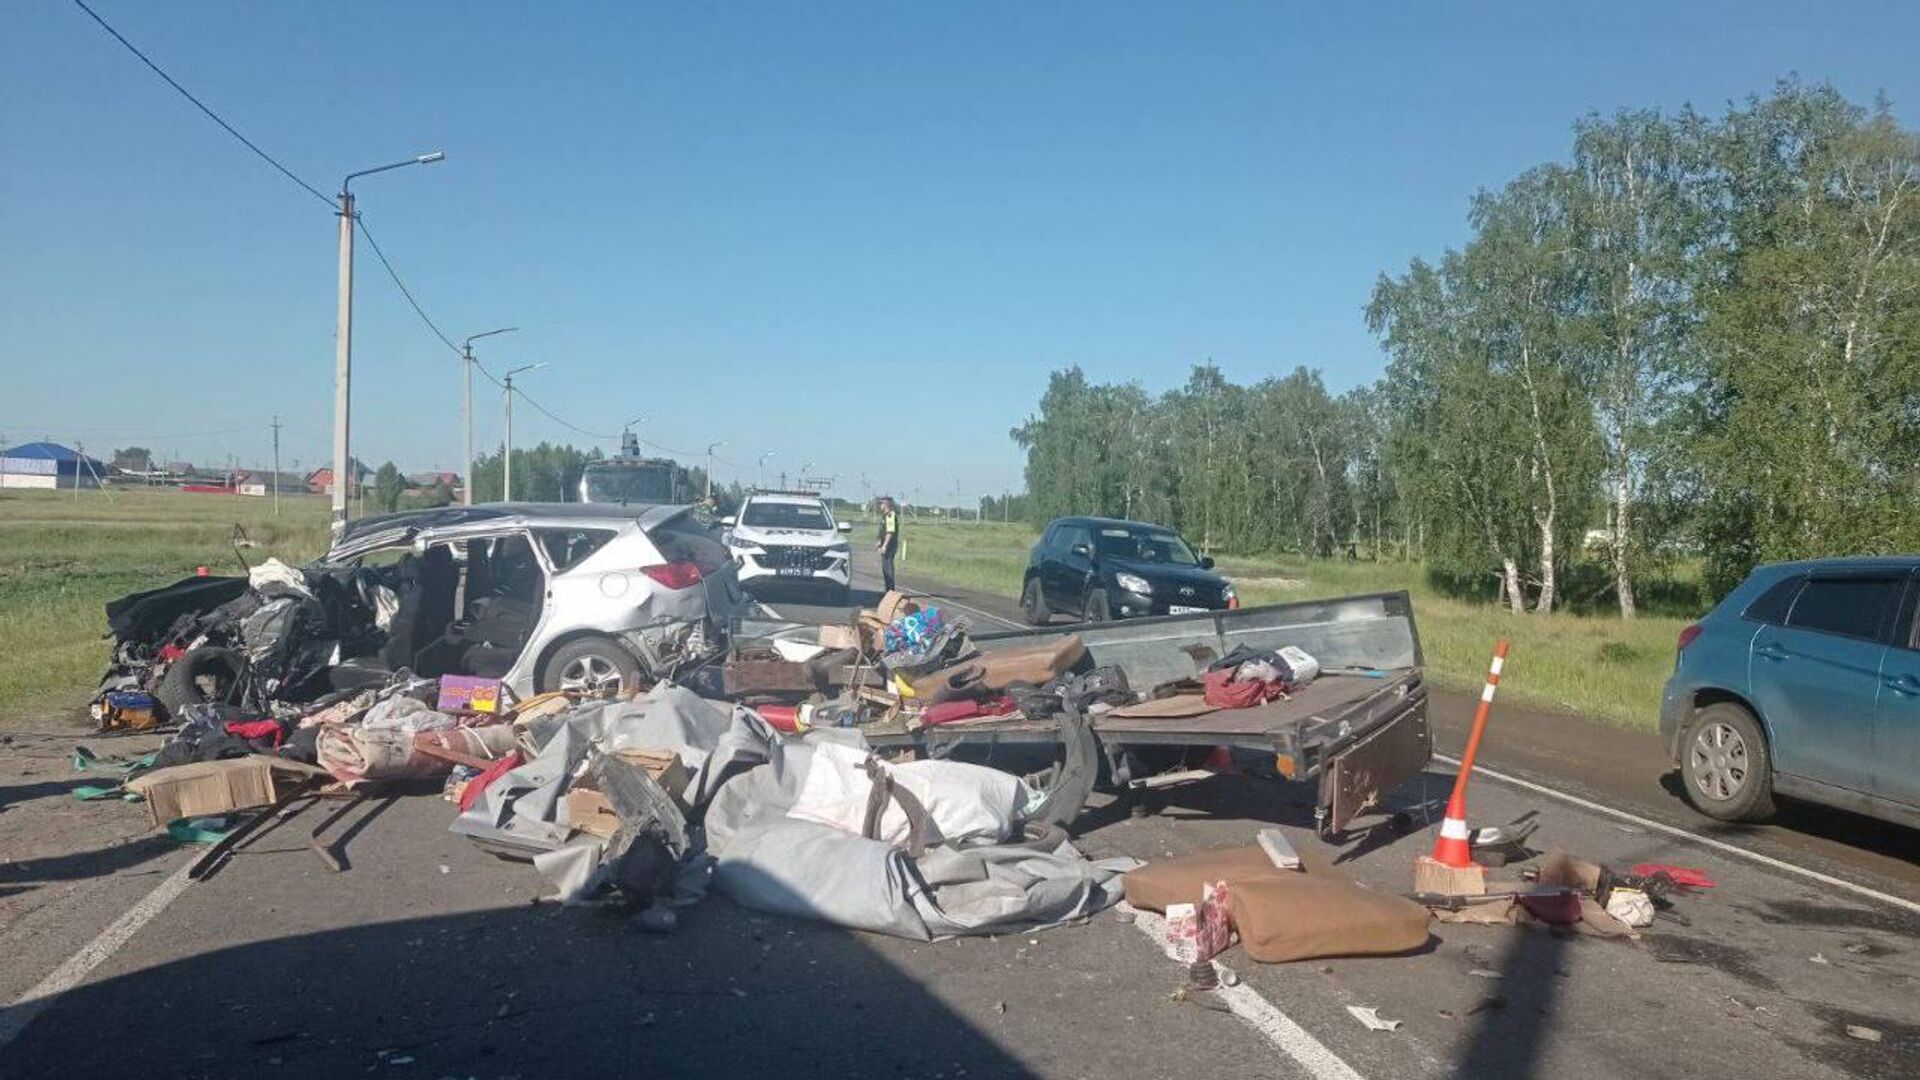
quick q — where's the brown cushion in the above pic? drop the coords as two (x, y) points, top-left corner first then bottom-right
(1124, 844), (1330, 912)
(1228, 875), (1432, 963)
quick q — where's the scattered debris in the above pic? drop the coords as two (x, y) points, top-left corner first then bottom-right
(1347, 1006), (1402, 1032)
(1845, 1024), (1883, 1043)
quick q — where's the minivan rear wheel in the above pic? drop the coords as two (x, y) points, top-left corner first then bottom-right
(1680, 702), (1775, 822)
(540, 637), (643, 696)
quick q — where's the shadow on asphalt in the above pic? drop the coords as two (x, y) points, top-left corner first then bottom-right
(0, 897), (1039, 1079)
(0, 777), (102, 812)
(1654, 771), (1920, 864)
(0, 833), (175, 889)
(1458, 918), (1569, 1079)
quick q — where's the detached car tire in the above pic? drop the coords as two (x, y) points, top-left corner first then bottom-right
(1680, 702), (1776, 822)
(540, 637), (643, 695)
(155, 646), (244, 718)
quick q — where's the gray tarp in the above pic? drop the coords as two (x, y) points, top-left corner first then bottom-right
(452, 682), (742, 855)
(454, 681), (1135, 931)
(706, 732), (1136, 940)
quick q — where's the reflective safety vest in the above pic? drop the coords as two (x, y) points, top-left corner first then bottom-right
(879, 510), (900, 554)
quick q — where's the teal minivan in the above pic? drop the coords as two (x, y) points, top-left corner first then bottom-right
(1661, 557), (1920, 828)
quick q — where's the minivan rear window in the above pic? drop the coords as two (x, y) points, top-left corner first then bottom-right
(1743, 576), (1804, 625)
(1785, 577), (1900, 642)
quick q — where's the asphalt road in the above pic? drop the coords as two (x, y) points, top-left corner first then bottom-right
(2, 553), (1916, 1079)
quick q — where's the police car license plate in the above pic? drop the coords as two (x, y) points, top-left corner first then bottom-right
(776, 568), (812, 577)
(1169, 604), (1208, 615)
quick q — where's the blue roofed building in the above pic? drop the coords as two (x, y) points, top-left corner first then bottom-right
(0, 441), (110, 490)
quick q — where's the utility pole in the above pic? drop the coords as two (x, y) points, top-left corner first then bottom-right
(502, 362), (545, 501)
(271, 414), (282, 516)
(461, 327), (517, 506)
(330, 151), (445, 535)
(705, 441), (725, 500)
(331, 186), (355, 529)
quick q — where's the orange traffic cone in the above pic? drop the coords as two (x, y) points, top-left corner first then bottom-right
(1429, 639), (1509, 869)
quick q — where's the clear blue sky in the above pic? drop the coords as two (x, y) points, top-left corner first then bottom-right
(4, 2), (1915, 501)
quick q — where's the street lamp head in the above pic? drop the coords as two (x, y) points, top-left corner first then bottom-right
(416, 151), (446, 164)
(465, 326), (518, 347)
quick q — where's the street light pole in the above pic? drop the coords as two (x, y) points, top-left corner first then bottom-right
(330, 187), (355, 528)
(461, 327), (517, 506)
(706, 441), (726, 500)
(501, 362), (546, 501)
(757, 449), (775, 490)
(330, 150), (445, 533)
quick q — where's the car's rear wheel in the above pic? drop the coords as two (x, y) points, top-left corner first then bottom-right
(1680, 702), (1775, 822)
(1021, 577), (1049, 626)
(540, 637), (643, 695)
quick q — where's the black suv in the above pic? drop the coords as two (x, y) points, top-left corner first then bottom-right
(1021, 516), (1236, 624)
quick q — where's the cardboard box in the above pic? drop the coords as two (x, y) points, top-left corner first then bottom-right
(1412, 854), (1487, 897)
(611, 749), (690, 803)
(124, 755), (328, 827)
(565, 750), (691, 839)
(438, 674), (503, 714)
(816, 624), (861, 652)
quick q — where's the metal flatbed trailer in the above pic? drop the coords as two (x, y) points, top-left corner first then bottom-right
(744, 590), (1433, 838)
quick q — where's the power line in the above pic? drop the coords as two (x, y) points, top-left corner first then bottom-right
(73, 0), (623, 461)
(510, 386), (616, 440)
(471, 357), (505, 390)
(354, 215), (463, 358)
(71, 0), (334, 209)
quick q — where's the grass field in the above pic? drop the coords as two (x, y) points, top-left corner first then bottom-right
(0, 488), (329, 725)
(895, 519), (1699, 730)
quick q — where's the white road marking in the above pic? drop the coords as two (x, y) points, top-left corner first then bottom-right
(753, 599), (785, 620)
(0, 858), (196, 1050)
(1124, 904), (1367, 1080)
(898, 588), (1026, 631)
(1434, 752), (1920, 916)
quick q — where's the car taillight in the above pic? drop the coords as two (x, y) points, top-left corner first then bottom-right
(641, 561), (704, 590)
(1677, 624), (1703, 652)
(1228, 596), (1240, 609)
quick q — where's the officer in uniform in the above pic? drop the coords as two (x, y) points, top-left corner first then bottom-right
(875, 496), (901, 593)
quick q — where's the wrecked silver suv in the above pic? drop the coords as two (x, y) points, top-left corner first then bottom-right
(327, 503), (746, 697)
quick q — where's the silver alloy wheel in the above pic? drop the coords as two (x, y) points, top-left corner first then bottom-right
(559, 653), (623, 692)
(1688, 720), (1749, 801)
